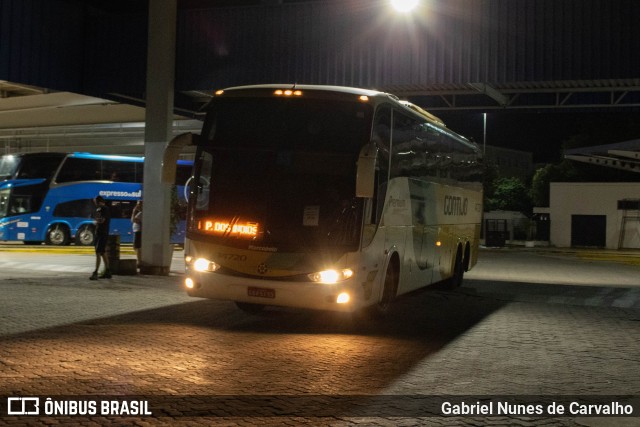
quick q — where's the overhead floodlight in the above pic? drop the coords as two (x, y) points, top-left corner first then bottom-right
(391, 0), (419, 13)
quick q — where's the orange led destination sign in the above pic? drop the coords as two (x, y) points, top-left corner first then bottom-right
(198, 219), (259, 237)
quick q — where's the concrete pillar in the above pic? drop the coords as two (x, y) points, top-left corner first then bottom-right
(140, 0), (177, 275)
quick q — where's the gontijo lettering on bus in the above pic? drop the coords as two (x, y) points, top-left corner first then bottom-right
(443, 195), (468, 216)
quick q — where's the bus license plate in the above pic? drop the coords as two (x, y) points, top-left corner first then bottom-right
(248, 287), (275, 299)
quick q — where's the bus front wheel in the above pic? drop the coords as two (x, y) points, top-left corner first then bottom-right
(45, 224), (70, 246)
(76, 224), (96, 246)
(368, 255), (399, 318)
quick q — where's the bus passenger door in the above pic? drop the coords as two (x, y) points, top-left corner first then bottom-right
(409, 180), (436, 288)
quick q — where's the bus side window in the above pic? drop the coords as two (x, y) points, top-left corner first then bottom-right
(108, 161), (138, 182)
(371, 106), (391, 226)
(391, 110), (422, 178)
(109, 200), (137, 219)
(119, 200), (136, 219)
(57, 158), (103, 182)
(9, 197), (29, 214)
(53, 199), (93, 218)
(109, 201), (122, 219)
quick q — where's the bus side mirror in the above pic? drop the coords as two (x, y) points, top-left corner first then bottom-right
(356, 142), (377, 198)
(162, 132), (195, 184)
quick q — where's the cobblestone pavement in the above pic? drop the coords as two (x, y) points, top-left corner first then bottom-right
(0, 248), (639, 426)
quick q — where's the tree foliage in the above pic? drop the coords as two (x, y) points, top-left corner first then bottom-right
(485, 176), (532, 215)
(530, 160), (579, 207)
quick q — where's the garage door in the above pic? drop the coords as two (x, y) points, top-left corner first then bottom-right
(571, 215), (606, 247)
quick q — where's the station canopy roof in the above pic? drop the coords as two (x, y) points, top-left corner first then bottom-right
(2, 77), (640, 154)
(565, 139), (640, 174)
(0, 81), (202, 154)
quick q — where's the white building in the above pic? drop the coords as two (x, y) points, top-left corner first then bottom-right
(550, 182), (640, 249)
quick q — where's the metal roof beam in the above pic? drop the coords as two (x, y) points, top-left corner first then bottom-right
(608, 150), (640, 160)
(565, 154), (640, 173)
(468, 83), (509, 107)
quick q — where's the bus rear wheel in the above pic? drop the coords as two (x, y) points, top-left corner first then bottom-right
(45, 224), (70, 246)
(444, 246), (464, 290)
(76, 224), (96, 246)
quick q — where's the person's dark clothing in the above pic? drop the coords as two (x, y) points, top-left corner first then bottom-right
(94, 204), (111, 254)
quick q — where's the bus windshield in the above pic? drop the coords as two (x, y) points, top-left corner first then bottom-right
(0, 153), (65, 181)
(0, 189), (9, 217)
(191, 96), (372, 251)
(0, 155), (19, 180)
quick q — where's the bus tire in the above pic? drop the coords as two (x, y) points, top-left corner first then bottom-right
(76, 224), (96, 246)
(235, 302), (265, 314)
(45, 224), (70, 246)
(464, 242), (471, 272)
(444, 246), (464, 290)
(368, 254), (399, 318)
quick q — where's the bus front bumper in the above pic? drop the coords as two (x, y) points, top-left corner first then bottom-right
(184, 271), (365, 312)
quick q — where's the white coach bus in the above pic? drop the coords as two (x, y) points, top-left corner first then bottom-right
(171, 84), (483, 314)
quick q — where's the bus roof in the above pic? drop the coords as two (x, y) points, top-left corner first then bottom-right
(4, 152), (192, 166)
(212, 84), (479, 154)
(219, 83), (387, 98)
(70, 152), (144, 162)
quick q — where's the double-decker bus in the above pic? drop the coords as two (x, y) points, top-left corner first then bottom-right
(179, 84), (483, 313)
(0, 152), (192, 246)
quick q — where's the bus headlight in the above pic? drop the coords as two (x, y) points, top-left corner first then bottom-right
(336, 292), (350, 304)
(308, 268), (354, 284)
(193, 257), (220, 272)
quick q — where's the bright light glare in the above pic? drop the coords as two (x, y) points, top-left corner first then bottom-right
(185, 277), (194, 289)
(391, 0), (419, 13)
(319, 270), (340, 284)
(193, 258), (219, 272)
(193, 258), (210, 272)
(336, 292), (350, 304)
(308, 269), (354, 284)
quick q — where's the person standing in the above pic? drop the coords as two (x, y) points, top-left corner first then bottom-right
(132, 200), (142, 269)
(90, 196), (111, 280)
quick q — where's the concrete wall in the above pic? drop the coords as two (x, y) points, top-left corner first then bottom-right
(550, 182), (640, 249)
